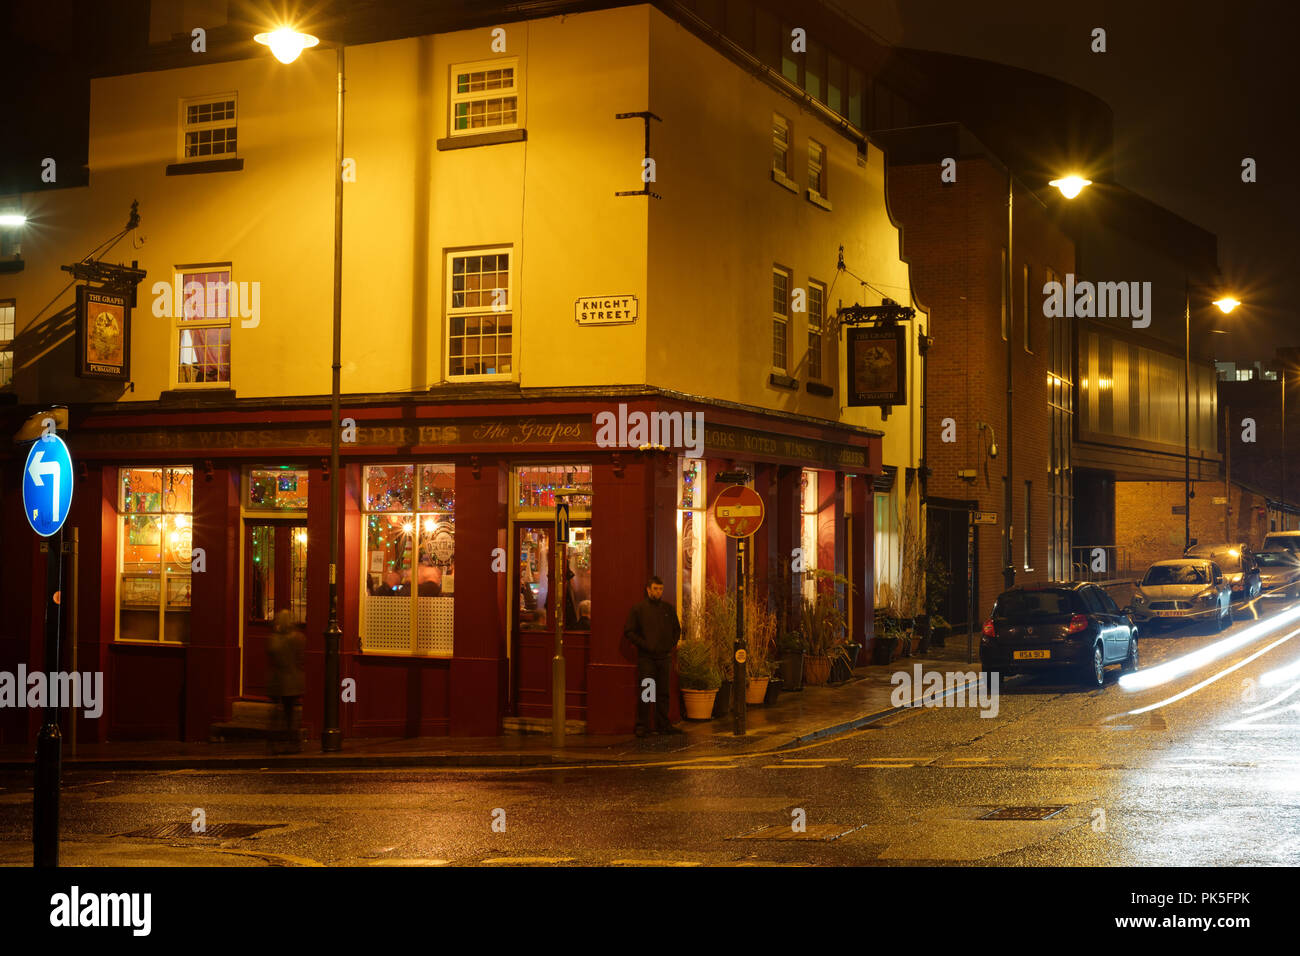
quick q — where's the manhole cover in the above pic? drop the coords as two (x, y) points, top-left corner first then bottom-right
(980, 806), (1066, 821)
(119, 822), (286, 840)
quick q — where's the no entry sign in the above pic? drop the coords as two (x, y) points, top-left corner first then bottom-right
(713, 484), (764, 538)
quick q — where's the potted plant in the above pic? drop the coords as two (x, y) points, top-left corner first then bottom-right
(930, 613), (951, 645)
(677, 638), (721, 719)
(801, 570), (852, 685)
(925, 544), (952, 647)
(776, 630), (805, 690)
(871, 613), (906, 665)
(743, 592), (776, 704)
(695, 586), (737, 718)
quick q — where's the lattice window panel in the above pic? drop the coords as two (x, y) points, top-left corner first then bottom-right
(416, 597), (455, 656)
(361, 596), (414, 653)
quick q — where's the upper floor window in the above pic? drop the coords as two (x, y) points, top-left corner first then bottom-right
(450, 60), (519, 135)
(808, 140), (826, 197)
(773, 113), (790, 176)
(0, 299), (13, 388)
(447, 248), (512, 378)
(807, 280), (825, 381)
(179, 94), (237, 162)
(175, 266), (232, 386)
(772, 267), (791, 373)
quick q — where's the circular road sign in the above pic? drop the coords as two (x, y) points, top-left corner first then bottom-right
(713, 484), (764, 538)
(22, 434), (74, 538)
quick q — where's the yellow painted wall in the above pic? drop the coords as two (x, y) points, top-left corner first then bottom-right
(1, 7), (650, 403)
(1, 1), (920, 472)
(645, 7), (926, 471)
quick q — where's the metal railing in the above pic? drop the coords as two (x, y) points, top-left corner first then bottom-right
(1071, 545), (1137, 583)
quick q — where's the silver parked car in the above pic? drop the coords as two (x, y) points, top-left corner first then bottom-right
(1130, 558), (1232, 632)
(1256, 550), (1300, 599)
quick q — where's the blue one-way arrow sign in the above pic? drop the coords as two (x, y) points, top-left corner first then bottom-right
(22, 434), (74, 537)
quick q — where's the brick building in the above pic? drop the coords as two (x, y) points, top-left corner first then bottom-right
(878, 123), (1075, 625)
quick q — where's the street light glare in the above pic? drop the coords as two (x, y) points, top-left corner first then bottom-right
(254, 27), (319, 64)
(1049, 175), (1092, 199)
(0, 213), (27, 226)
(1214, 296), (1242, 314)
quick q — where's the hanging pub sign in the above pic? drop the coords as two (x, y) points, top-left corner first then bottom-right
(847, 325), (906, 407)
(75, 286), (131, 380)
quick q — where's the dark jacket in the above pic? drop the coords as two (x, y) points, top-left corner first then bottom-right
(624, 596), (681, 659)
(267, 627), (306, 698)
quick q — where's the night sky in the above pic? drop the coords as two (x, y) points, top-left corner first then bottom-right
(844, 0), (1300, 362)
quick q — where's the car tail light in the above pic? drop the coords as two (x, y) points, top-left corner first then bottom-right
(982, 619), (995, 638)
(1067, 613), (1088, 634)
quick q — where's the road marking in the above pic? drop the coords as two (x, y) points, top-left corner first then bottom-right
(482, 856), (575, 865)
(363, 858), (450, 866)
(855, 763), (914, 768)
(761, 764), (825, 769)
(667, 764), (739, 770)
(610, 859), (702, 867)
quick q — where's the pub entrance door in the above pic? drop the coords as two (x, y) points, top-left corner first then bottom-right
(242, 519), (308, 697)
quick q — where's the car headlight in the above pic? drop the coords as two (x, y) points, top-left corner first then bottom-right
(1227, 573), (1243, 583)
(1133, 593), (1147, 605)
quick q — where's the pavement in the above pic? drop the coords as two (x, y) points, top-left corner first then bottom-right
(0, 640), (987, 772)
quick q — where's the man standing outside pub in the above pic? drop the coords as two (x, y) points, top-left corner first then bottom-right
(624, 575), (683, 737)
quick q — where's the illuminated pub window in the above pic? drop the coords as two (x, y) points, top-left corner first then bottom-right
(513, 466), (593, 633)
(245, 467), (310, 510)
(677, 457), (705, 623)
(800, 469), (819, 601)
(118, 466), (194, 642)
(361, 464), (456, 656)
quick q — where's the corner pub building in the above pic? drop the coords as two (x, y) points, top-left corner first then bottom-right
(0, 1), (922, 742)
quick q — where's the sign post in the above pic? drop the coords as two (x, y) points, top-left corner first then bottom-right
(713, 478), (764, 735)
(552, 492), (576, 748)
(23, 430), (74, 867)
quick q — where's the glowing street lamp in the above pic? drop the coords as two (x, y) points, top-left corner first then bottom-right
(0, 213), (27, 227)
(1049, 175), (1092, 199)
(1214, 297), (1242, 314)
(253, 27), (319, 64)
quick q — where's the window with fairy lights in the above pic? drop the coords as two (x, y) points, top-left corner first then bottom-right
(677, 457), (705, 626)
(361, 464), (456, 656)
(117, 466), (194, 642)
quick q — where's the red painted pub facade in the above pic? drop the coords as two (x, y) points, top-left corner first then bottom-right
(0, 388), (880, 743)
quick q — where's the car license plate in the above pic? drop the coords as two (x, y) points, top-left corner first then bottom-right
(1156, 609), (1188, 617)
(1013, 650), (1050, 660)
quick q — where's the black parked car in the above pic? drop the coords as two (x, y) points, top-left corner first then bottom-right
(980, 583), (1139, 688)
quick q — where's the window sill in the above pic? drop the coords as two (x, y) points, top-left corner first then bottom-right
(436, 128), (527, 151)
(166, 158), (244, 176)
(768, 372), (798, 390)
(806, 189), (832, 211)
(806, 381), (833, 397)
(160, 387), (235, 402)
(771, 169), (799, 193)
(0, 257), (24, 274)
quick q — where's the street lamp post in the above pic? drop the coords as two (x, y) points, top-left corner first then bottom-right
(256, 27), (343, 751)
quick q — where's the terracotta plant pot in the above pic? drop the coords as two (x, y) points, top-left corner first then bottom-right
(803, 655), (831, 686)
(745, 677), (770, 705)
(681, 688), (720, 720)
